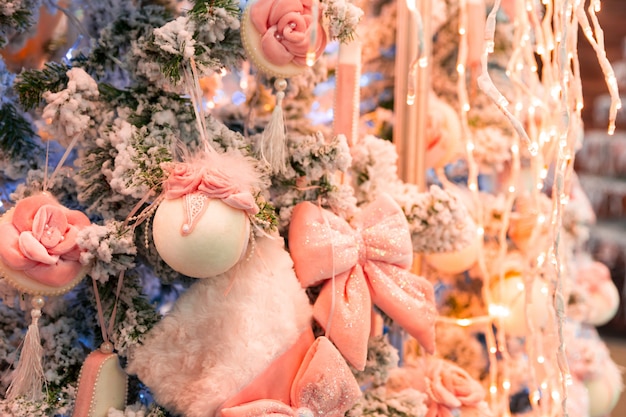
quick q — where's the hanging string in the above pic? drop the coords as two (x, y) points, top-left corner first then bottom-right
(182, 57), (216, 155)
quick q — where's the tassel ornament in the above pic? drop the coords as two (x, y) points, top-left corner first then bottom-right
(260, 78), (288, 175)
(6, 296), (46, 401)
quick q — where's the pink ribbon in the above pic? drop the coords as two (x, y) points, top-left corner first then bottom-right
(219, 333), (361, 417)
(288, 194), (437, 370)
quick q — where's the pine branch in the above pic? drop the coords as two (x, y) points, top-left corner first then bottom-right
(15, 62), (71, 110)
(0, 102), (42, 160)
(189, 0), (240, 19)
(0, 7), (35, 48)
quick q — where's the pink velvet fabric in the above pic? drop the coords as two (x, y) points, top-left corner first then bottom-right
(219, 335), (361, 417)
(288, 194), (437, 370)
(0, 194), (90, 287)
(250, 0), (327, 67)
(163, 160), (259, 215)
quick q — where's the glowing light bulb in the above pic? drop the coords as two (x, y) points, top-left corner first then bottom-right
(457, 64), (466, 74)
(306, 51), (316, 67)
(490, 385), (498, 394)
(459, 27), (466, 35)
(537, 355), (545, 364)
(457, 318), (472, 327)
(503, 380), (511, 390)
(508, 185), (516, 193)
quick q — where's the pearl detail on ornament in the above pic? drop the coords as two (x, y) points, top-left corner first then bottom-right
(289, 22), (297, 29)
(100, 342), (114, 354)
(31, 295), (45, 310)
(182, 224), (190, 234)
(274, 33), (283, 40)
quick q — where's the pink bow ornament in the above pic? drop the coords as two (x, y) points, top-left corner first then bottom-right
(220, 336), (361, 417)
(288, 194), (437, 370)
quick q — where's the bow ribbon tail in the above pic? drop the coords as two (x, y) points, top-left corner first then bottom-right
(365, 262), (437, 354)
(220, 399), (296, 417)
(291, 337), (362, 417)
(313, 269), (371, 371)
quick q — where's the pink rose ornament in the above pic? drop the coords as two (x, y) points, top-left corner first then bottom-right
(0, 193), (91, 295)
(241, 0), (328, 78)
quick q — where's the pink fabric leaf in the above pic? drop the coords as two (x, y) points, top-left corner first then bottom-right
(289, 194), (438, 369)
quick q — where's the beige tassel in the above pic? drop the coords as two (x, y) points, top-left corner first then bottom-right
(6, 296), (46, 401)
(260, 78), (288, 175)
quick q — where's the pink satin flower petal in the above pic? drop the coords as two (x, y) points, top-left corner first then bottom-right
(32, 204), (68, 243)
(366, 262), (437, 354)
(18, 231), (60, 265)
(267, 0), (305, 26)
(48, 225), (81, 257)
(222, 193), (260, 215)
(0, 224), (38, 270)
(260, 29), (296, 66)
(26, 258), (83, 287)
(220, 399), (295, 417)
(312, 270), (371, 370)
(426, 403), (457, 417)
(291, 337), (362, 417)
(277, 13), (307, 34)
(11, 194), (59, 233)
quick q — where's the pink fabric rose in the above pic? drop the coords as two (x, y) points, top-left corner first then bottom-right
(426, 359), (485, 410)
(0, 194), (90, 287)
(250, 0), (327, 67)
(162, 159), (260, 216)
(163, 162), (203, 199)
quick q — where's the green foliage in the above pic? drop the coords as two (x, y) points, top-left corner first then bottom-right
(15, 62), (71, 110)
(0, 102), (41, 160)
(130, 131), (172, 192)
(189, 0), (240, 20)
(0, 6), (34, 48)
(97, 83), (140, 109)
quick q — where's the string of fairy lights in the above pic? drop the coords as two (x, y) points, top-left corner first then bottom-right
(404, 0), (621, 416)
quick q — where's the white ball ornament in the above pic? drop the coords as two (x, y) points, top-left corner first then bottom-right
(489, 274), (551, 337)
(586, 364), (623, 417)
(424, 231), (482, 275)
(152, 196), (250, 278)
(577, 260), (621, 327)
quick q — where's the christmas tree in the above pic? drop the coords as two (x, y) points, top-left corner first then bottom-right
(0, 0), (622, 416)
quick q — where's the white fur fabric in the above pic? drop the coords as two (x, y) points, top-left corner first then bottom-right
(127, 236), (312, 417)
